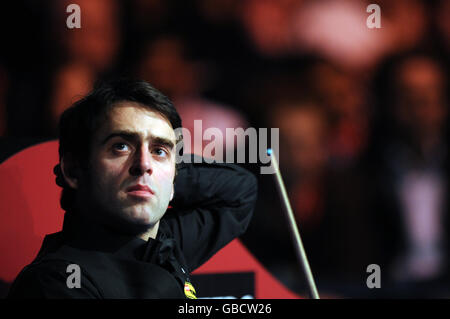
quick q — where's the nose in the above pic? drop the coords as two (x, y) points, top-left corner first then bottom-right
(129, 146), (153, 176)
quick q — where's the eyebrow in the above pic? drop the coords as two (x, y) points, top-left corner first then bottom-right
(101, 130), (175, 150)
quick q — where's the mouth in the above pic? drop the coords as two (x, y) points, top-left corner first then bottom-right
(126, 184), (155, 199)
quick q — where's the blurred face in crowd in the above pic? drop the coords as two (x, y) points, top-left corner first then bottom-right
(395, 57), (447, 138)
(312, 63), (364, 116)
(139, 37), (198, 98)
(73, 102), (177, 231)
(272, 103), (329, 179)
(61, 0), (120, 71)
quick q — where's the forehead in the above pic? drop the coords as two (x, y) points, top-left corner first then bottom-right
(95, 101), (176, 142)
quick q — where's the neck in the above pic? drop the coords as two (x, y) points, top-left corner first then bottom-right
(139, 221), (160, 241)
(63, 210), (159, 252)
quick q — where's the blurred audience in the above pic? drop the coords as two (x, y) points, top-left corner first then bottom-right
(307, 61), (371, 167)
(241, 95), (380, 297)
(48, 0), (121, 132)
(292, 0), (390, 71)
(136, 35), (248, 158)
(375, 53), (449, 297)
(240, 0), (301, 57)
(436, 0), (450, 52)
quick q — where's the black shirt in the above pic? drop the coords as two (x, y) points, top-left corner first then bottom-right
(7, 160), (258, 299)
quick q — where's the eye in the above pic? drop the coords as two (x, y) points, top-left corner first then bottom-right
(112, 142), (130, 152)
(152, 147), (169, 158)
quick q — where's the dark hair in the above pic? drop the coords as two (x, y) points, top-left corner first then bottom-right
(54, 78), (183, 211)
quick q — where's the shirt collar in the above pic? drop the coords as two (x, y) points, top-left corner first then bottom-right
(61, 210), (149, 260)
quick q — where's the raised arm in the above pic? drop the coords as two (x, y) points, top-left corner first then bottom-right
(162, 157), (258, 271)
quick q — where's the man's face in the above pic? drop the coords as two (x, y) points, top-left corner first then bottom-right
(79, 102), (177, 229)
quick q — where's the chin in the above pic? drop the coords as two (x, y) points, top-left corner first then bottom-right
(126, 209), (156, 226)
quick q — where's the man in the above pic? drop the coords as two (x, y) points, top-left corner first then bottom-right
(7, 79), (257, 298)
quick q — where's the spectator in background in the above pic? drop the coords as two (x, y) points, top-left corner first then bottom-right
(307, 61), (371, 168)
(272, 100), (331, 230)
(374, 0), (428, 54)
(240, 0), (430, 73)
(136, 35), (248, 159)
(241, 93), (379, 298)
(291, 0), (390, 71)
(377, 54), (448, 297)
(240, 0), (301, 57)
(48, 0), (121, 133)
(436, 0), (450, 53)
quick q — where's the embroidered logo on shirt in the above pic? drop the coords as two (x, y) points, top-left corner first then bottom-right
(184, 281), (197, 299)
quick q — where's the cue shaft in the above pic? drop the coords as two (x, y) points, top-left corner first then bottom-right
(268, 149), (320, 299)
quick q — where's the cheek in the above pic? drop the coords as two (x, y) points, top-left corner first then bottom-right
(91, 159), (128, 191)
(154, 164), (175, 190)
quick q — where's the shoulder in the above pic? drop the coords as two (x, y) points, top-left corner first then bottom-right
(8, 259), (101, 299)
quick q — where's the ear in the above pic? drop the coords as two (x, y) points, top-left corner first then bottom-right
(60, 155), (79, 189)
